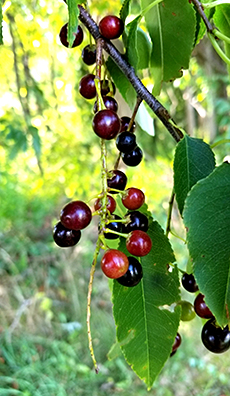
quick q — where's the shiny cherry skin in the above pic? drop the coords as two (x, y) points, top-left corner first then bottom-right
(194, 293), (214, 319)
(121, 146), (143, 167)
(117, 256), (143, 287)
(92, 109), (120, 140)
(81, 44), (96, 65)
(119, 116), (135, 133)
(124, 211), (148, 233)
(107, 170), (127, 193)
(122, 188), (145, 210)
(79, 74), (96, 99)
(59, 23), (83, 48)
(202, 319), (230, 353)
(94, 195), (116, 213)
(60, 200), (92, 230)
(99, 15), (124, 40)
(126, 230), (152, 257)
(93, 96), (118, 113)
(104, 215), (123, 240)
(116, 131), (136, 153)
(101, 249), (129, 279)
(53, 221), (81, 247)
(182, 272), (199, 293)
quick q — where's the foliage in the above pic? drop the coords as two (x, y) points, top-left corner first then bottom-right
(0, 0), (230, 392)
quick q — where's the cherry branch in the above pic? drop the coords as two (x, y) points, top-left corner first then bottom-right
(190, 0), (214, 33)
(78, 5), (183, 143)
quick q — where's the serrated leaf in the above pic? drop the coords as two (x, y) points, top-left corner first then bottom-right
(141, 0), (196, 95)
(173, 135), (216, 215)
(183, 162), (230, 327)
(113, 218), (180, 389)
(214, 5), (230, 75)
(120, 0), (131, 22)
(67, 0), (79, 48)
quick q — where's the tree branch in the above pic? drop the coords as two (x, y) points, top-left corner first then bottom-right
(190, 0), (215, 33)
(78, 5), (184, 143)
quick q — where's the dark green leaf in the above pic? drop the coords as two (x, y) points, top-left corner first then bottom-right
(183, 162), (230, 327)
(173, 135), (216, 215)
(29, 126), (41, 159)
(113, 217), (180, 389)
(141, 0), (196, 95)
(120, 0), (131, 22)
(126, 17), (151, 71)
(67, 0), (80, 48)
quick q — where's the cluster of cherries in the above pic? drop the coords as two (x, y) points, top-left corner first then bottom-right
(59, 14), (143, 167)
(53, 168), (152, 287)
(177, 272), (230, 354)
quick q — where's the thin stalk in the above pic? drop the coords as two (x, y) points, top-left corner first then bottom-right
(203, 0), (230, 8)
(213, 29), (230, 45)
(211, 139), (230, 148)
(141, 0), (163, 15)
(208, 32), (230, 66)
(166, 189), (175, 237)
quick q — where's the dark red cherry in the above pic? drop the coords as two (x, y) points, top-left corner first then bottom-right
(126, 230), (152, 257)
(79, 74), (96, 99)
(53, 221), (81, 247)
(194, 293), (214, 319)
(92, 109), (120, 140)
(93, 96), (118, 114)
(101, 249), (129, 279)
(81, 44), (96, 65)
(60, 200), (92, 230)
(59, 23), (84, 48)
(94, 195), (116, 213)
(182, 273), (198, 293)
(107, 170), (127, 193)
(122, 188), (145, 210)
(99, 15), (124, 40)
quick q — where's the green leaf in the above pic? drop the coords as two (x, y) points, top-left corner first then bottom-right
(67, 0), (80, 48)
(173, 135), (216, 215)
(120, 0), (131, 21)
(214, 5), (230, 75)
(126, 17), (151, 71)
(113, 218), (180, 389)
(141, 0), (196, 95)
(183, 162), (230, 327)
(0, 0), (3, 45)
(28, 126), (41, 159)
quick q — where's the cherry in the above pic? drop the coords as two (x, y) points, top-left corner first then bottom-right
(53, 221), (81, 247)
(177, 300), (196, 321)
(116, 131), (137, 153)
(126, 230), (152, 257)
(104, 215), (124, 239)
(60, 200), (92, 230)
(201, 319), (230, 353)
(101, 249), (129, 279)
(172, 333), (182, 353)
(94, 195), (116, 213)
(59, 23), (84, 48)
(79, 74), (96, 99)
(121, 146), (143, 167)
(181, 272), (198, 293)
(122, 187), (145, 210)
(107, 170), (127, 193)
(117, 256), (143, 287)
(194, 293), (214, 319)
(99, 15), (124, 40)
(92, 109), (120, 140)
(81, 44), (96, 65)
(119, 116), (135, 133)
(100, 80), (116, 96)
(124, 211), (148, 233)
(93, 96), (118, 113)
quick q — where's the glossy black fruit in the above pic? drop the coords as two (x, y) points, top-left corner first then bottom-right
(124, 211), (148, 233)
(107, 170), (127, 193)
(182, 272), (198, 293)
(81, 44), (96, 65)
(116, 131), (136, 153)
(104, 215), (124, 239)
(93, 96), (118, 113)
(117, 256), (143, 287)
(53, 221), (81, 247)
(121, 146), (143, 166)
(201, 319), (230, 353)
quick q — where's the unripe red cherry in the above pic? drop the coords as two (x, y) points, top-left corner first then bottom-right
(92, 109), (120, 140)
(59, 23), (84, 48)
(126, 230), (152, 257)
(122, 188), (145, 210)
(60, 200), (92, 230)
(101, 249), (129, 279)
(99, 15), (124, 40)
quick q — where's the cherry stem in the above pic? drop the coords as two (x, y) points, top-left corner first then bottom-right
(166, 188), (175, 237)
(104, 229), (128, 238)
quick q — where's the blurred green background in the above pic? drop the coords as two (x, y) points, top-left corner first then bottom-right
(0, 0), (230, 394)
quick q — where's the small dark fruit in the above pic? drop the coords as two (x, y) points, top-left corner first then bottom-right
(60, 200), (92, 230)
(124, 211), (148, 233)
(53, 221), (81, 247)
(94, 195), (116, 213)
(79, 74), (96, 99)
(122, 187), (145, 210)
(107, 170), (127, 193)
(116, 131), (136, 153)
(92, 109), (120, 140)
(120, 116), (135, 133)
(104, 215), (124, 239)
(81, 44), (96, 65)
(171, 332), (182, 355)
(121, 146), (143, 167)
(126, 230), (152, 257)
(99, 15), (124, 40)
(101, 249), (129, 279)
(181, 272), (198, 293)
(117, 256), (143, 287)
(59, 23), (84, 48)
(201, 319), (230, 353)
(93, 96), (118, 113)
(194, 293), (214, 319)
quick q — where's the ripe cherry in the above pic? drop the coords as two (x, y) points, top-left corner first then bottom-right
(79, 74), (96, 99)
(53, 221), (81, 247)
(99, 15), (124, 40)
(94, 195), (116, 213)
(201, 319), (230, 353)
(124, 211), (148, 233)
(126, 230), (152, 257)
(120, 116), (135, 133)
(104, 215), (124, 239)
(93, 96), (118, 114)
(122, 187), (145, 210)
(107, 170), (127, 193)
(171, 333), (182, 356)
(116, 131), (137, 153)
(181, 272), (198, 293)
(60, 200), (92, 230)
(117, 256), (143, 287)
(92, 109), (120, 140)
(194, 293), (214, 319)
(101, 249), (129, 279)
(59, 23), (84, 48)
(81, 44), (96, 65)
(121, 146), (143, 167)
